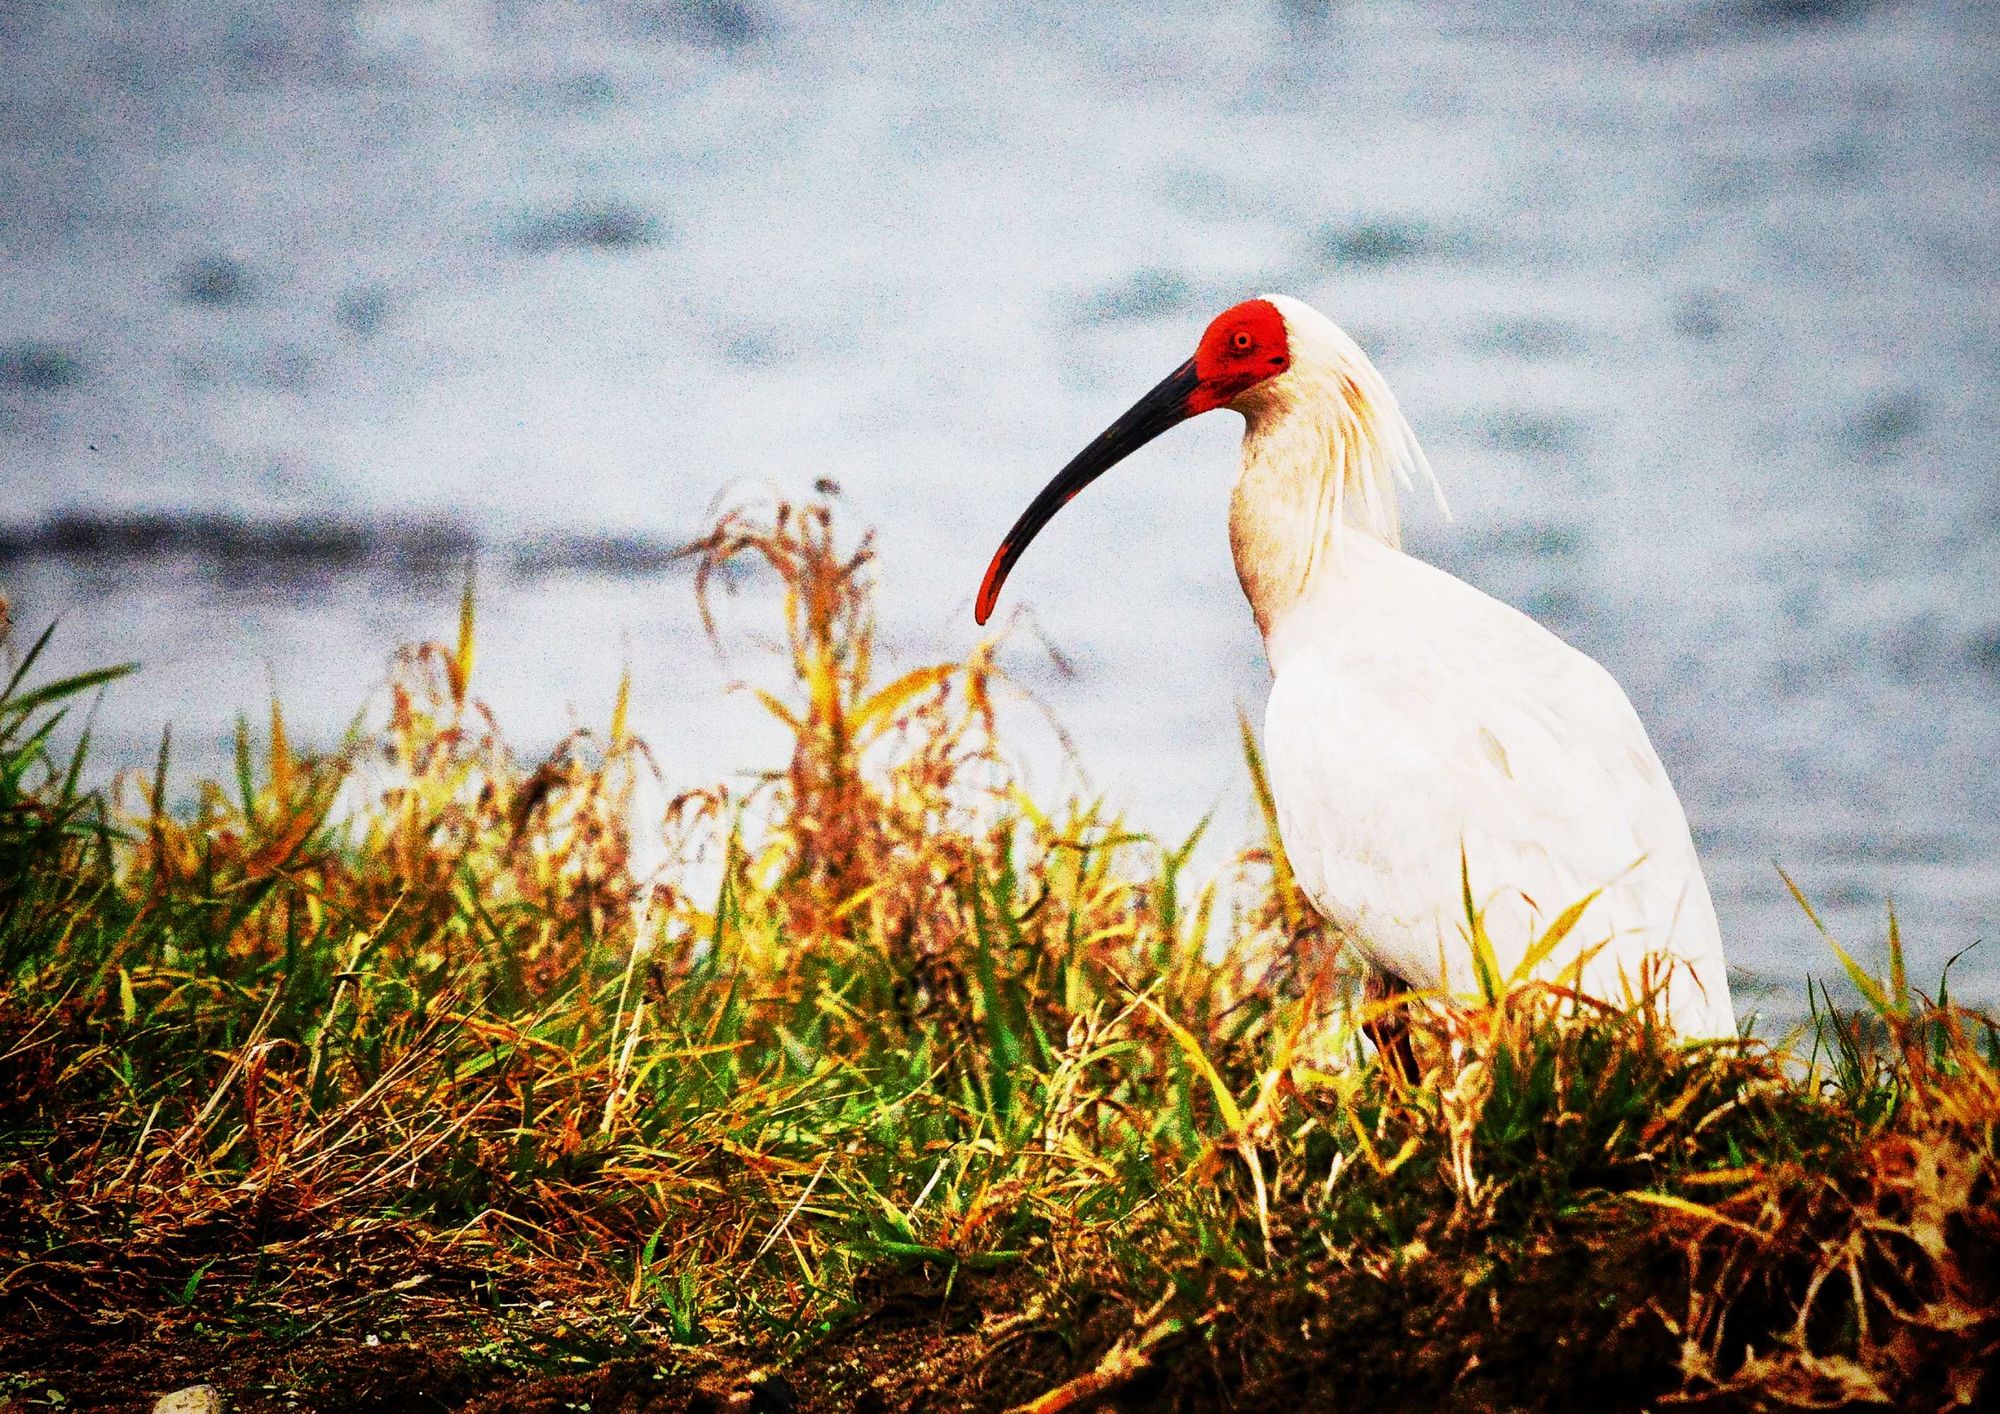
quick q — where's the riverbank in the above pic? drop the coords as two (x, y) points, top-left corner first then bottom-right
(3, 504), (1994, 1412)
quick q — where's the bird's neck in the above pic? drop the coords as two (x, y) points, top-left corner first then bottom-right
(1227, 395), (1407, 642)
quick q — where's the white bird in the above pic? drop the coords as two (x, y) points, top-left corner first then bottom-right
(975, 293), (1735, 1045)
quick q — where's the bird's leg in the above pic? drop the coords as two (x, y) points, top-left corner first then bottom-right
(1363, 968), (1420, 1082)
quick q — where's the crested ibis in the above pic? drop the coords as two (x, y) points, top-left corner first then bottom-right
(975, 294), (1736, 1044)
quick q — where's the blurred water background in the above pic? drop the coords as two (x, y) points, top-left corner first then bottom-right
(2, 0), (1997, 1015)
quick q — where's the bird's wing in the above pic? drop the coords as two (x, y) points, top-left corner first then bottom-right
(1263, 566), (1734, 1036)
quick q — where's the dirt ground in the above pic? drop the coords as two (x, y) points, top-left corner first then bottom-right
(3, 1267), (1043, 1414)
(1, 1234), (1715, 1414)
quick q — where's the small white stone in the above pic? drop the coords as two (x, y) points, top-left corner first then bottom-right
(153, 1386), (222, 1414)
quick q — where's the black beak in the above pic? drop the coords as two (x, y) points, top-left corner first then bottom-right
(975, 358), (1201, 625)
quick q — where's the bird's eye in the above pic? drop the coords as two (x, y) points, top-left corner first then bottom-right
(1231, 331), (1254, 352)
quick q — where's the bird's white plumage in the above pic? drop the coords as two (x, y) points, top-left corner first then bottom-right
(1235, 297), (1735, 1038)
(1261, 537), (1735, 1036)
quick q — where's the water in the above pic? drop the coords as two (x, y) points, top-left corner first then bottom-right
(3, 0), (1997, 1013)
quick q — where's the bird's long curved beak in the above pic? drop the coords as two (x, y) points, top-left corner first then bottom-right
(974, 358), (1202, 625)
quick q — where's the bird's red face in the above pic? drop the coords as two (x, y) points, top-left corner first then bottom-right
(1189, 298), (1292, 413)
(974, 298), (1291, 624)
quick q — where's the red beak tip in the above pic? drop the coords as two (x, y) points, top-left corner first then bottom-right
(975, 546), (1010, 626)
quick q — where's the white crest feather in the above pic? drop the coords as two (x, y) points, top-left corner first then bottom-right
(1257, 293), (1449, 551)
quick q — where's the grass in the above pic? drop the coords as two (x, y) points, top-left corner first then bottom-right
(1, 497), (1995, 1412)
